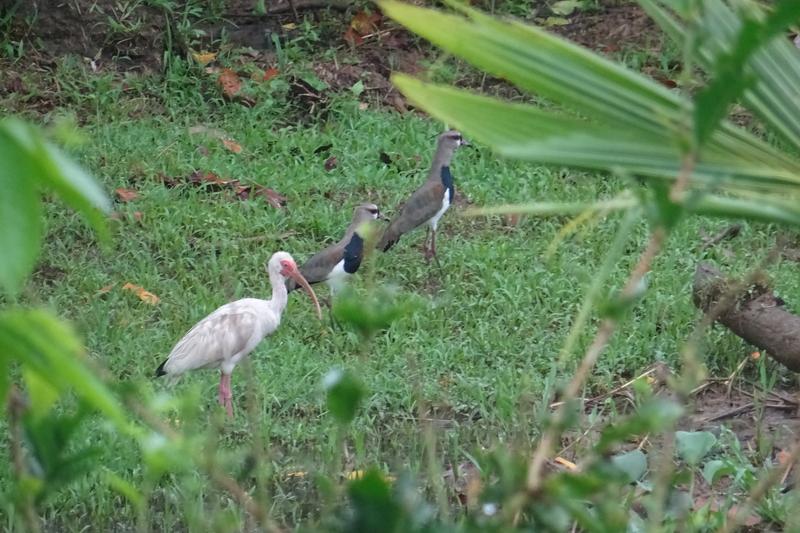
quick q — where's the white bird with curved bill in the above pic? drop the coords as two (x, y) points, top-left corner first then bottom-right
(155, 251), (322, 417)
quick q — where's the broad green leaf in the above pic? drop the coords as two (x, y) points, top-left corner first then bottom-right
(610, 450), (648, 483)
(550, 0), (582, 16)
(323, 368), (365, 424)
(22, 367), (59, 420)
(694, 0), (800, 145)
(0, 128), (42, 296)
(391, 76), (800, 194)
(642, 0), (800, 152)
(702, 459), (735, 485)
(1, 118), (110, 240)
(346, 469), (400, 532)
(0, 309), (130, 431)
(381, 0), (800, 174)
(380, 0), (683, 138)
(675, 430), (717, 466)
(332, 286), (413, 338)
(597, 399), (682, 452)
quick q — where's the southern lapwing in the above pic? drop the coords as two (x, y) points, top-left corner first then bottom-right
(288, 203), (384, 295)
(378, 130), (468, 264)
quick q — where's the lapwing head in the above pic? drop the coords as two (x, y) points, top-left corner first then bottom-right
(354, 202), (387, 221)
(438, 129), (469, 151)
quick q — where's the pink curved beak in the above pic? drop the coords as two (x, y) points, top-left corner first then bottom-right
(282, 264), (322, 320)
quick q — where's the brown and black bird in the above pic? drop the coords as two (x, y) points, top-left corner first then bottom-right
(288, 203), (383, 295)
(378, 130), (468, 263)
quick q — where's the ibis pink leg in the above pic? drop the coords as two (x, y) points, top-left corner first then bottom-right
(218, 371), (234, 418)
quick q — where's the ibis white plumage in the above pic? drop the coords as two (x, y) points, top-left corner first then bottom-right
(155, 251), (322, 417)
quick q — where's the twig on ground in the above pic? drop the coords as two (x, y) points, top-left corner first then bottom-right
(699, 224), (741, 251)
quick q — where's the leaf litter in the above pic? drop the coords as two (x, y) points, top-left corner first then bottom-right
(121, 283), (159, 305)
(157, 171), (286, 208)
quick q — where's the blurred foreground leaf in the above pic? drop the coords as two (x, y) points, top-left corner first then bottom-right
(323, 368), (365, 424)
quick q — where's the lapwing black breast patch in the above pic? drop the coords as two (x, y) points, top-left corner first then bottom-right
(441, 166), (455, 202)
(343, 233), (364, 274)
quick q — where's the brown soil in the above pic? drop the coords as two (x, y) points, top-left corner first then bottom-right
(0, 0), (666, 103)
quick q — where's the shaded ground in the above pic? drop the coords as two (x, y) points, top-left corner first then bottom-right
(1, 0), (668, 112)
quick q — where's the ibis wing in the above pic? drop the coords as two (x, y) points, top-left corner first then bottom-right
(163, 309), (260, 375)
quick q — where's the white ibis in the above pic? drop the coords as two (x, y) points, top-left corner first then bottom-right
(378, 130), (468, 264)
(155, 251), (322, 417)
(288, 203), (385, 295)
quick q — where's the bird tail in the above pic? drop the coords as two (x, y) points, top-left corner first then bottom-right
(155, 360), (168, 377)
(377, 226), (399, 252)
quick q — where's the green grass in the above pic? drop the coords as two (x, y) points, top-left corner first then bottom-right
(3, 58), (800, 530)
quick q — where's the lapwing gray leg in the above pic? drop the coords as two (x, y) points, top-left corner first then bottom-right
(430, 228), (442, 270)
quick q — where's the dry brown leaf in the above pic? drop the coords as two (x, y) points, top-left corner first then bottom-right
(97, 283), (116, 295)
(222, 138), (243, 153)
(122, 282), (160, 305)
(553, 456), (578, 471)
(133, 211), (143, 222)
(192, 51), (217, 65)
(262, 67), (280, 82)
(254, 187), (287, 209)
(218, 68), (242, 98)
(351, 10), (382, 35)
(115, 188), (139, 202)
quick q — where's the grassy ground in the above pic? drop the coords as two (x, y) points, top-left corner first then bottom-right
(3, 27), (800, 531)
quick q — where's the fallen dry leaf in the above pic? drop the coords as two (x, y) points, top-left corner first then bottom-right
(285, 471), (307, 479)
(253, 187), (287, 209)
(133, 211), (143, 222)
(188, 124), (228, 139)
(222, 138), (243, 153)
(324, 156), (338, 171)
(358, 101), (369, 111)
(553, 456), (578, 471)
(160, 170), (286, 208)
(218, 68), (242, 98)
(115, 188), (139, 202)
(97, 283), (116, 295)
(262, 67), (279, 82)
(192, 51), (217, 65)
(344, 10), (382, 46)
(345, 470), (396, 482)
(352, 10), (382, 33)
(122, 282), (160, 305)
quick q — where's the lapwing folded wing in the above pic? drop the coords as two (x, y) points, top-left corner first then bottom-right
(288, 203), (383, 294)
(378, 130), (468, 263)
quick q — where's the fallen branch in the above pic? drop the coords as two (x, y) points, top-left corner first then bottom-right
(693, 263), (800, 372)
